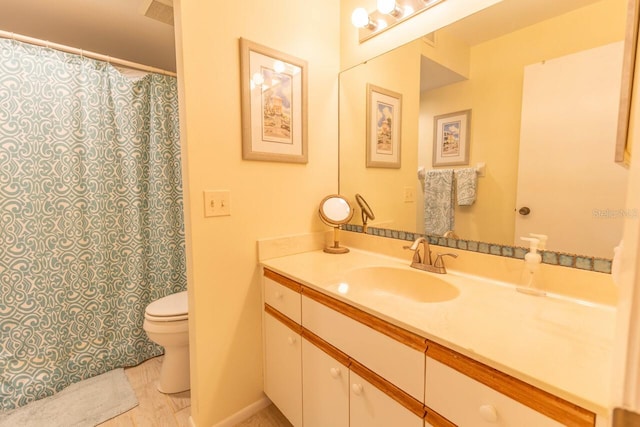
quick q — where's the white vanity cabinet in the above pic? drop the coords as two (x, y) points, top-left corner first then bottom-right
(262, 268), (598, 427)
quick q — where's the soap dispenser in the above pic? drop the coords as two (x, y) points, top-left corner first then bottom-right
(518, 237), (546, 296)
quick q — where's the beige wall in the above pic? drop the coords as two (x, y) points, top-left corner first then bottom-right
(340, 40), (422, 231)
(173, 0), (340, 425)
(418, 0), (626, 244)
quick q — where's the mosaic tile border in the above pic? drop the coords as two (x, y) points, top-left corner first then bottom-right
(343, 225), (612, 274)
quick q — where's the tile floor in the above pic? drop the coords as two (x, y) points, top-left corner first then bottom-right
(98, 356), (290, 427)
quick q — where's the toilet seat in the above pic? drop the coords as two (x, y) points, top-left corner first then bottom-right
(145, 291), (188, 322)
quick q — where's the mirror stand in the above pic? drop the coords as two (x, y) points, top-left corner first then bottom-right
(325, 227), (349, 254)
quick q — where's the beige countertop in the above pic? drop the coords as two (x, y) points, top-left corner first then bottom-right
(261, 248), (617, 416)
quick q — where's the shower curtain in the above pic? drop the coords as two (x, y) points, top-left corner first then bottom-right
(0, 38), (186, 410)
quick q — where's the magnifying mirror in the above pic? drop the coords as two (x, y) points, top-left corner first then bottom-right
(355, 193), (375, 233)
(319, 195), (354, 254)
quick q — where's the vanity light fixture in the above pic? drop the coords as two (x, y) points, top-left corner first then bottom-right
(352, 0), (446, 43)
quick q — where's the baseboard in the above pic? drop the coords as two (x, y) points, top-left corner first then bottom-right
(211, 395), (272, 427)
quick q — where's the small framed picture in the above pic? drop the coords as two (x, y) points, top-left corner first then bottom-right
(239, 38), (308, 163)
(433, 110), (471, 166)
(366, 84), (402, 168)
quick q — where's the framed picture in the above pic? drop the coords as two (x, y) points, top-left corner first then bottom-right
(366, 84), (402, 168)
(240, 38), (308, 163)
(432, 109), (471, 166)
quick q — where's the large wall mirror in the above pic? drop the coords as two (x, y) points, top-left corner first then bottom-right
(339, 0), (633, 261)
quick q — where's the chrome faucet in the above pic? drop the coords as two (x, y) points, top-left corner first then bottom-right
(403, 237), (458, 274)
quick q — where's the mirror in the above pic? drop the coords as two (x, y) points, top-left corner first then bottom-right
(355, 193), (376, 232)
(319, 195), (355, 254)
(339, 0), (631, 260)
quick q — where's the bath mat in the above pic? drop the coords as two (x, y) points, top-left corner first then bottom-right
(0, 368), (138, 427)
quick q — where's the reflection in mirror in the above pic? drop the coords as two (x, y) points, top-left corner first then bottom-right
(319, 195), (355, 254)
(339, 0), (630, 260)
(355, 193), (376, 232)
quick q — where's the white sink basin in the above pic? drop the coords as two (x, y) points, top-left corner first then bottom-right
(330, 266), (460, 303)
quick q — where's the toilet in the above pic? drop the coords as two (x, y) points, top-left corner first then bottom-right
(143, 290), (190, 393)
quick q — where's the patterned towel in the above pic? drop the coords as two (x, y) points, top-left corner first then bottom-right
(455, 168), (477, 206)
(424, 169), (454, 235)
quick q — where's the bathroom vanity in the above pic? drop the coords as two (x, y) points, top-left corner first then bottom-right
(260, 249), (615, 426)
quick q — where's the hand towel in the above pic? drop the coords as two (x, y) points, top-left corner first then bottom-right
(424, 169), (454, 235)
(455, 167), (477, 206)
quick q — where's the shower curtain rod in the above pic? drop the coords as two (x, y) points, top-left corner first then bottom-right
(0, 30), (177, 77)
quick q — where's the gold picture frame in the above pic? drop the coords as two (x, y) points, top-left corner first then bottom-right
(615, 0), (640, 167)
(240, 38), (308, 163)
(432, 109), (471, 167)
(366, 84), (402, 168)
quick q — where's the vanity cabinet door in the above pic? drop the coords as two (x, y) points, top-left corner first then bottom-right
(301, 338), (349, 427)
(263, 311), (302, 427)
(350, 370), (424, 427)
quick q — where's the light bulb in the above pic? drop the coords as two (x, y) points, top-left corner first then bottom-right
(351, 8), (370, 28)
(273, 60), (285, 74)
(252, 72), (264, 86)
(377, 0), (396, 14)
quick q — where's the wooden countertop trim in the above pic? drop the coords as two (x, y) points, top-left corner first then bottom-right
(264, 268), (302, 293)
(425, 405), (457, 427)
(301, 328), (351, 368)
(264, 303), (302, 334)
(350, 358), (426, 419)
(426, 341), (595, 427)
(301, 286), (427, 352)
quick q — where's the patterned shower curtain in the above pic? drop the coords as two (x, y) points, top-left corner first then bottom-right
(0, 39), (186, 410)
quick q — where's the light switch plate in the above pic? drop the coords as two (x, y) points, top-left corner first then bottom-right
(204, 190), (231, 217)
(403, 186), (415, 203)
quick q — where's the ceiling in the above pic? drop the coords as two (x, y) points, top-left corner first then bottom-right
(419, 0), (605, 92)
(0, 0), (177, 72)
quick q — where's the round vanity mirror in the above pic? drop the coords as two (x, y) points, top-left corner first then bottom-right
(319, 195), (354, 225)
(319, 195), (354, 254)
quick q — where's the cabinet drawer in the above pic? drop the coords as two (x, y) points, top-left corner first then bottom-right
(302, 294), (425, 401)
(264, 272), (301, 324)
(426, 357), (562, 427)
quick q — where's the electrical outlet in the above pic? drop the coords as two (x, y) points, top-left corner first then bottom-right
(403, 186), (415, 203)
(204, 190), (231, 217)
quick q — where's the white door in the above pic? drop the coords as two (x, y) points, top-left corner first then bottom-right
(302, 339), (349, 427)
(263, 312), (302, 426)
(515, 42), (628, 258)
(349, 371), (423, 427)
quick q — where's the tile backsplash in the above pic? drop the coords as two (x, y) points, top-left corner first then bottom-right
(344, 225), (612, 274)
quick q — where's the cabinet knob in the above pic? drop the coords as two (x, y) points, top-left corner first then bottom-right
(351, 383), (363, 395)
(287, 336), (296, 345)
(329, 367), (341, 378)
(479, 404), (498, 422)
(274, 291), (283, 299)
